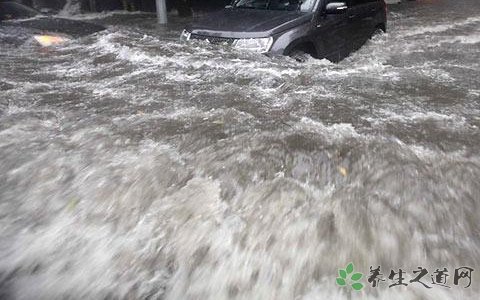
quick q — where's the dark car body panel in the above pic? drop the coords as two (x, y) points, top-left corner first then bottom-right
(0, 2), (38, 20)
(0, 2), (105, 38)
(347, 1), (385, 51)
(185, 0), (387, 61)
(3, 17), (106, 37)
(188, 9), (314, 39)
(312, 15), (350, 61)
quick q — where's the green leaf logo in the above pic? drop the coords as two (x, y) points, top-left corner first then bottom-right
(346, 263), (354, 274)
(352, 283), (364, 291)
(336, 263), (364, 291)
(351, 273), (363, 281)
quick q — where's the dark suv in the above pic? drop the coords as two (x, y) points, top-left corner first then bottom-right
(181, 0), (387, 61)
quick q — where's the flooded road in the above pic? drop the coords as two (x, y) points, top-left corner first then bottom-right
(1, 1), (480, 299)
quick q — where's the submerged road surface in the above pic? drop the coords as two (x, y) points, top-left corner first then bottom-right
(1, 1), (480, 299)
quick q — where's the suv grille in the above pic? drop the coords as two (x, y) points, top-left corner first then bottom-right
(190, 34), (236, 45)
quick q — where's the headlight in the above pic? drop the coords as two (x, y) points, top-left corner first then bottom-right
(33, 35), (70, 47)
(232, 37), (273, 53)
(180, 29), (191, 41)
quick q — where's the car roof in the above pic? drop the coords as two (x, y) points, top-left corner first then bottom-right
(0, 2), (41, 21)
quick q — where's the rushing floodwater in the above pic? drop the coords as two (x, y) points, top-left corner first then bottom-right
(1, 1), (480, 299)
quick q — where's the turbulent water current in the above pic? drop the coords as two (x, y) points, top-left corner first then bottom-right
(1, 1), (480, 299)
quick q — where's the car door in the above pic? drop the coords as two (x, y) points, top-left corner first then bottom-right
(346, 0), (376, 52)
(311, 0), (349, 62)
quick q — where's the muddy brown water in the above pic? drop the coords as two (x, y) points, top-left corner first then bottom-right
(1, 1), (480, 299)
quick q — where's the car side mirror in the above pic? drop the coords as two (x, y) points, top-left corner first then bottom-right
(325, 2), (348, 14)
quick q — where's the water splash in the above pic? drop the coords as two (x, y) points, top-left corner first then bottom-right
(1, 1), (480, 299)
(59, 0), (82, 16)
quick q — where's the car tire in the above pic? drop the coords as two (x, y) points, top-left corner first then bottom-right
(376, 23), (387, 33)
(289, 50), (310, 63)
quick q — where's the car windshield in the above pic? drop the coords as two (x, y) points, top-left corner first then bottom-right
(233, 0), (318, 12)
(0, 2), (41, 21)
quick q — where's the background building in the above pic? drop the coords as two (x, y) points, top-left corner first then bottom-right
(1, 0), (231, 15)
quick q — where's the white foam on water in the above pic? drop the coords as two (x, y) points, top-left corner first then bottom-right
(89, 32), (167, 66)
(363, 109), (477, 134)
(5, 104), (28, 115)
(451, 33), (480, 44)
(2, 3), (480, 300)
(296, 117), (361, 141)
(401, 16), (480, 37)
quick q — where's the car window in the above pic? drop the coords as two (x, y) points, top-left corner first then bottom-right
(233, 0), (318, 12)
(0, 2), (40, 21)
